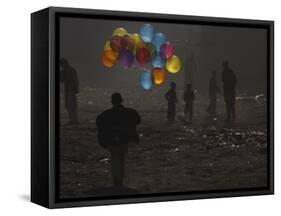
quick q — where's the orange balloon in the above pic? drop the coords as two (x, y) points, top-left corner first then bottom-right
(102, 50), (118, 68)
(152, 68), (165, 85)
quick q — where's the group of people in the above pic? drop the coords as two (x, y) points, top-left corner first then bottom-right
(165, 61), (237, 123)
(165, 82), (195, 123)
(60, 58), (141, 188)
(60, 58), (237, 189)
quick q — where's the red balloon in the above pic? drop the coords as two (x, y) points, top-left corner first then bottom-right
(110, 35), (126, 52)
(136, 47), (151, 66)
(123, 35), (135, 50)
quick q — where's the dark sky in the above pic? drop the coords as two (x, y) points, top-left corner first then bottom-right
(60, 16), (267, 95)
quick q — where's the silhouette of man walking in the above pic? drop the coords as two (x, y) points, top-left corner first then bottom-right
(221, 61), (237, 121)
(183, 84), (195, 122)
(165, 82), (178, 122)
(207, 70), (220, 115)
(96, 93), (141, 187)
(60, 58), (79, 125)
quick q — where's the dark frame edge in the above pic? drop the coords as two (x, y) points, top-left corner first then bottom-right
(52, 7), (274, 208)
(268, 21), (274, 195)
(48, 7), (57, 209)
(52, 188), (273, 208)
(31, 6), (274, 209)
(47, 6), (274, 25)
(31, 7), (51, 208)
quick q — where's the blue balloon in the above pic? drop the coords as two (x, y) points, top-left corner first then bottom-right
(152, 33), (166, 51)
(139, 24), (154, 43)
(152, 53), (164, 68)
(139, 71), (152, 90)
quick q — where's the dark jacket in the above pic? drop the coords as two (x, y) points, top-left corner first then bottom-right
(222, 68), (237, 93)
(96, 105), (141, 149)
(183, 89), (195, 104)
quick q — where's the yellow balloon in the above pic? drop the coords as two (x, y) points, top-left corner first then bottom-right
(166, 55), (181, 73)
(112, 27), (128, 36)
(104, 40), (111, 50)
(129, 33), (145, 49)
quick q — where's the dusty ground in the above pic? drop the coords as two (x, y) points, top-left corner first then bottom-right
(59, 87), (268, 199)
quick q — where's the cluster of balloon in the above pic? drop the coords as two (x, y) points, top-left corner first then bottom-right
(101, 24), (182, 90)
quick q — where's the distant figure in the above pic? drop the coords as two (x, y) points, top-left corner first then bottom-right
(185, 52), (197, 87)
(165, 82), (178, 122)
(221, 61), (237, 121)
(207, 70), (220, 115)
(96, 93), (141, 187)
(183, 84), (195, 122)
(60, 58), (79, 125)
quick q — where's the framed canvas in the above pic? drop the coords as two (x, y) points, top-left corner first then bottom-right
(31, 6), (274, 208)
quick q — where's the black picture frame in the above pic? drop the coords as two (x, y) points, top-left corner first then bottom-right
(31, 6), (274, 208)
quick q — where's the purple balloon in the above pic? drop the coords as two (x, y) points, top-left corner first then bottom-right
(160, 42), (174, 60)
(118, 50), (134, 68)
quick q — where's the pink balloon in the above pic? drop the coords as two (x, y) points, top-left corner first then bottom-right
(160, 42), (174, 60)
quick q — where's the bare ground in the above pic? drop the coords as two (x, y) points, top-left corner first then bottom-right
(59, 87), (267, 199)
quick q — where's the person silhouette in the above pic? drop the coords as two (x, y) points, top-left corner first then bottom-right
(207, 70), (220, 115)
(183, 84), (195, 123)
(185, 52), (197, 87)
(96, 93), (141, 188)
(221, 61), (237, 121)
(60, 58), (79, 125)
(165, 82), (178, 123)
